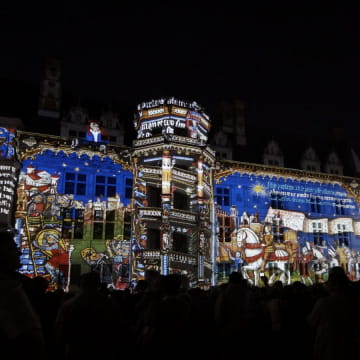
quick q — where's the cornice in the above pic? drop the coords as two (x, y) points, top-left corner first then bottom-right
(216, 159), (360, 186)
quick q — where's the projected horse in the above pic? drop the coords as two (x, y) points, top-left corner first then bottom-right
(236, 227), (291, 286)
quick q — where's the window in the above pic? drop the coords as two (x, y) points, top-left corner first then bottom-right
(173, 190), (188, 210)
(75, 209), (84, 219)
(221, 227), (231, 242)
(93, 223), (103, 239)
(124, 223), (131, 238)
(270, 192), (283, 209)
(95, 176), (116, 197)
(74, 209), (84, 239)
(123, 210), (131, 240)
(125, 178), (133, 199)
(173, 232), (188, 253)
(65, 172), (87, 196)
(215, 187), (230, 206)
(335, 200), (345, 216)
(312, 222), (324, 246)
(147, 228), (161, 249)
(336, 224), (349, 247)
(74, 222), (83, 239)
(217, 214), (232, 242)
(105, 222), (114, 239)
(310, 196), (321, 213)
(107, 210), (115, 221)
(105, 210), (116, 239)
(62, 208), (72, 219)
(147, 185), (161, 207)
(94, 209), (103, 221)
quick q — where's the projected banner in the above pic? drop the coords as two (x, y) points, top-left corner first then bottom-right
(134, 97), (211, 144)
(0, 161), (19, 227)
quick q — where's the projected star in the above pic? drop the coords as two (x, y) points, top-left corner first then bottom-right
(252, 184), (265, 195)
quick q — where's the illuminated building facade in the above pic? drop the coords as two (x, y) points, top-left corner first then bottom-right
(0, 126), (19, 231)
(14, 132), (132, 290)
(214, 162), (360, 285)
(129, 98), (215, 287)
(10, 98), (216, 289)
(2, 97), (360, 289)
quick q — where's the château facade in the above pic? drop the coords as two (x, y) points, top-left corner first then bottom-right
(1, 98), (360, 290)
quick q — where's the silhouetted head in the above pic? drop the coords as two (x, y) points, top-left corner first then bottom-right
(32, 276), (50, 293)
(0, 231), (21, 273)
(145, 269), (161, 289)
(160, 273), (182, 295)
(327, 266), (350, 293)
(135, 279), (148, 293)
(79, 271), (101, 293)
(229, 271), (243, 284)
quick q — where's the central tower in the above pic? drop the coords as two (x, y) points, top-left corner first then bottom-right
(129, 98), (216, 287)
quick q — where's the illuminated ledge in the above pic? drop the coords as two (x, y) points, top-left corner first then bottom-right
(133, 136), (164, 147)
(132, 143), (204, 157)
(138, 208), (162, 221)
(172, 169), (197, 182)
(168, 252), (197, 266)
(16, 131), (131, 169)
(137, 207), (198, 224)
(217, 159), (360, 185)
(141, 250), (198, 266)
(169, 209), (197, 223)
(143, 250), (161, 259)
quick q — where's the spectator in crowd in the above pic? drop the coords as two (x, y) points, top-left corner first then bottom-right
(0, 230), (47, 359)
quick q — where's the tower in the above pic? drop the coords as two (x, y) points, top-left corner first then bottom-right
(211, 98), (246, 160)
(129, 98), (216, 287)
(38, 57), (62, 120)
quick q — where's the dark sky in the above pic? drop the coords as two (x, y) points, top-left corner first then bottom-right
(0, 4), (359, 139)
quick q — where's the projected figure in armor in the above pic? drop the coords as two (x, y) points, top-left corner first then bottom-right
(33, 229), (70, 289)
(85, 120), (107, 143)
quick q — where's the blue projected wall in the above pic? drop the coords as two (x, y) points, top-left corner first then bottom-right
(20, 150), (132, 206)
(215, 170), (360, 285)
(15, 142), (133, 290)
(12, 127), (360, 289)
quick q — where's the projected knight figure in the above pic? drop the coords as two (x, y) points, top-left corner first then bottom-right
(86, 120), (107, 142)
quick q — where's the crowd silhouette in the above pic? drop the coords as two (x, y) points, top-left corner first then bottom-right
(1, 230), (360, 360)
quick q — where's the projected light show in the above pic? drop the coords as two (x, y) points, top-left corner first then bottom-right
(14, 130), (132, 290)
(131, 98), (215, 287)
(215, 165), (360, 285)
(2, 97), (359, 290)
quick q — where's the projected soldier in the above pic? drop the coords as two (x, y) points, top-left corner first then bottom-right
(260, 223), (274, 272)
(33, 230), (70, 289)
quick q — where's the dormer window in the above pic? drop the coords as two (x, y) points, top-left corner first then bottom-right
(263, 140), (284, 167)
(300, 147), (320, 172)
(324, 151), (343, 175)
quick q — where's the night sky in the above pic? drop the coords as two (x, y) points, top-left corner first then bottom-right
(0, 4), (359, 140)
